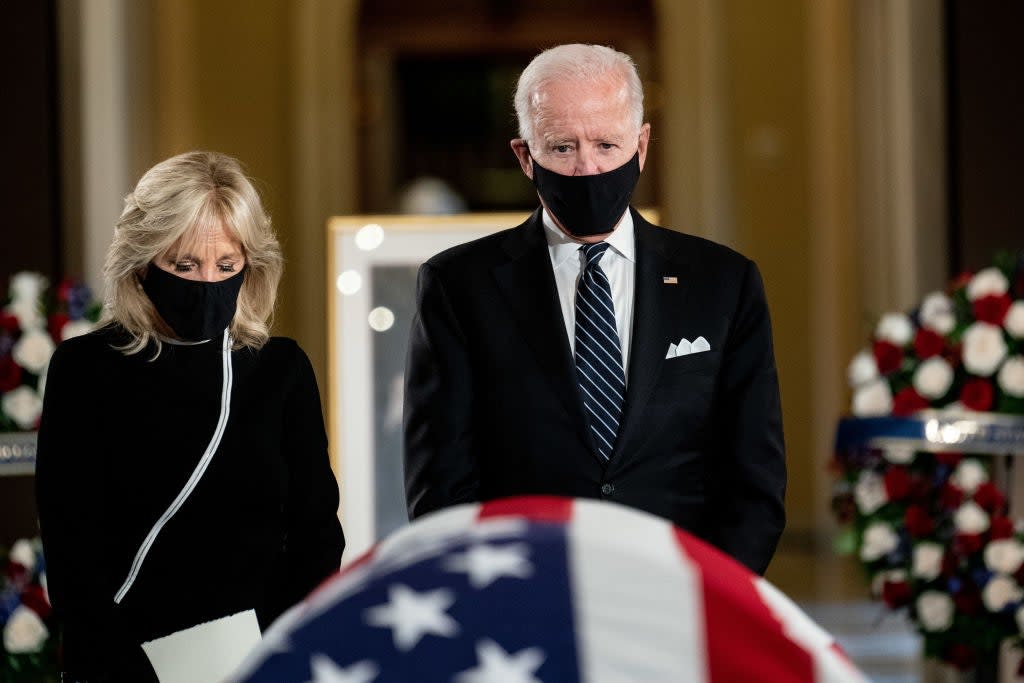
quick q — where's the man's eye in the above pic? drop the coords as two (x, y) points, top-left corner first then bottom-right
(599, 143), (616, 150)
(554, 144), (572, 153)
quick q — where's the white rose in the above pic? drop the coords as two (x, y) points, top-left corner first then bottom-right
(952, 459), (989, 494)
(871, 569), (907, 597)
(913, 357), (954, 399)
(954, 501), (990, 534)
(983, 575), (1024, 612)
(8, 272), (47, 305)
(5, 301), (44, 331)
(61, 319), (93, 341)
(1, 386), (43, 431)
(12, 328), (55, 374)
(861, 521), (900, 562)
(876, 312), (915, 346)
(962, 322), (1008, 376)
(985, 539), (1024, 574)
(847, 349), (879, 389)
(967, 267), (1010, 301)
(883, 445), (916, 465)
(852, 378), (894, 417)
(2, 605), (48, 654)
(917, 591), (955, 632)
(913, 542), (944, 580)
(941, 401), (966, 413)
(1005, 301), (1024, 338)
(854, 470), (888, 515)
(9, 539), (36, 571)
(920, 291), (956, 335)
(998, 356), (1024, 398)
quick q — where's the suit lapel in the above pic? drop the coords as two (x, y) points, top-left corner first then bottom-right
(492, 211), (595, 452)
(610, 210), (690, 466)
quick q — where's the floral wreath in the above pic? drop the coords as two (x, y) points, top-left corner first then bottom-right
(833, 254), (1024, 671)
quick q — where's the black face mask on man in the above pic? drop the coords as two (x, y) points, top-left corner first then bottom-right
(141, 265), (245, 341)
(531, 151), (641, 237)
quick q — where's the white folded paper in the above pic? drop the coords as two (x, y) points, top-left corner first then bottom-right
(142, 608), (261, 683)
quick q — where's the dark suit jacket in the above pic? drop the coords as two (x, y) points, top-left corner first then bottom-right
(403, 207), (785, 574)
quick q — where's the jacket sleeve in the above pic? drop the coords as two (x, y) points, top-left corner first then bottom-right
(708, 259), (787, 575)
(403, 262), (480, 519)
(273, 344), (345, 615)
(35, 342), (141, 678)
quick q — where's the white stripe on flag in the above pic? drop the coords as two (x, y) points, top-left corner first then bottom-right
(569, 500), (707, 683)
(753, 580), (869, 683)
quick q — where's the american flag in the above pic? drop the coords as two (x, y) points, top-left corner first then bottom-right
(232, 497), (867, 683)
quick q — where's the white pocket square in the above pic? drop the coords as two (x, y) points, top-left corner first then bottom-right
(666, 336), (711, 359)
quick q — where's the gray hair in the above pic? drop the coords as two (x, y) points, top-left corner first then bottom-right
(514, 44), (644, 147)
(102, 150), (283, 356)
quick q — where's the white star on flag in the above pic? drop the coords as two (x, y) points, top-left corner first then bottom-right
(443, 543), (533, 588)
(454, 639), (545, 683)
(364, 584), (459, 651)
(307, 655), (379, 683)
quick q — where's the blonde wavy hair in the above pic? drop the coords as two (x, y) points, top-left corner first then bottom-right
(102, 150), (283, 355)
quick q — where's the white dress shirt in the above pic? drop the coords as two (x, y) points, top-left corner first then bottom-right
(543, 208), (636, 381)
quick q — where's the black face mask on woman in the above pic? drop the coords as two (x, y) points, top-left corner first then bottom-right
(531, 151), (641, 237)
(141, 265), (245, 341)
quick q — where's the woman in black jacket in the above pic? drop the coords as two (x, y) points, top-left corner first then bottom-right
(36, 150), (345, 681)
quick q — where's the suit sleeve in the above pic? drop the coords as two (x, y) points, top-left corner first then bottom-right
(403, 262), (480, 519)
(709, 259), (786, 575)
(35, 343), (144, 678)
(273, 344), (345, 615)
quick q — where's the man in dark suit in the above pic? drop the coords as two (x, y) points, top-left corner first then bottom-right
(403, 44), (786, 574)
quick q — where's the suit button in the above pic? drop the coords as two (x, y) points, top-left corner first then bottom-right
(601, 483), (614, 496)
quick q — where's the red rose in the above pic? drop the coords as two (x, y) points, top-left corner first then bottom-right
(990, 516), (1015, 540)
(1015, 273), (1024, 300)
(873, 340), (903, 375)
(904, 505), (935, 537)
(972, 293), (1013, 325)
(893, 387), (929, 416)
(5, 561), (28, 585)
(953, 581), (982, 614)
(884, 466), (912, 500)
(57, 278), (74, 304)
(974, 482), (1007, 514)
(942, 552), (961, 577)
(882, 579), (912, 608)
(48, 312), (69, 343)
(913, 328), (946, 359)
(940, 483), (965, 509)
(0, 312), (18, 333)
(947, 643), (977, 671)
(935, 451), (963, 467)
(21, 584), (51, 620)
(0, 355), (22, 393)
(951, 271), (974, 291)
(954, 533), (984, 557)
(960, 379), (994, 412)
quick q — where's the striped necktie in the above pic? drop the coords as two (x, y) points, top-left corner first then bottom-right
(574, 241), (626, 461)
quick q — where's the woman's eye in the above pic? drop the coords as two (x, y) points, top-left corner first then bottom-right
(218, 263), (236, 273)
(173, 261), (195, 272)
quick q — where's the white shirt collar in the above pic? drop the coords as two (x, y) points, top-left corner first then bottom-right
(541, 207), (636, 268)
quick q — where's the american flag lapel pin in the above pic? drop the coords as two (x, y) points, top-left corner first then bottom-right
(663, 276), (678, 284)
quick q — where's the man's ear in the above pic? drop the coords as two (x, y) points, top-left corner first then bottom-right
(510, 138), (534, 179)
(637, 123), (652, 172)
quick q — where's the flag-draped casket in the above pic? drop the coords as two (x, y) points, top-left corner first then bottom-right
(233, 497), (866, 682)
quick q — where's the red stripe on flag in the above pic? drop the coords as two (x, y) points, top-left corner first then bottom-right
(673, 530), (816, 683)
(478, 495), (574, 523)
